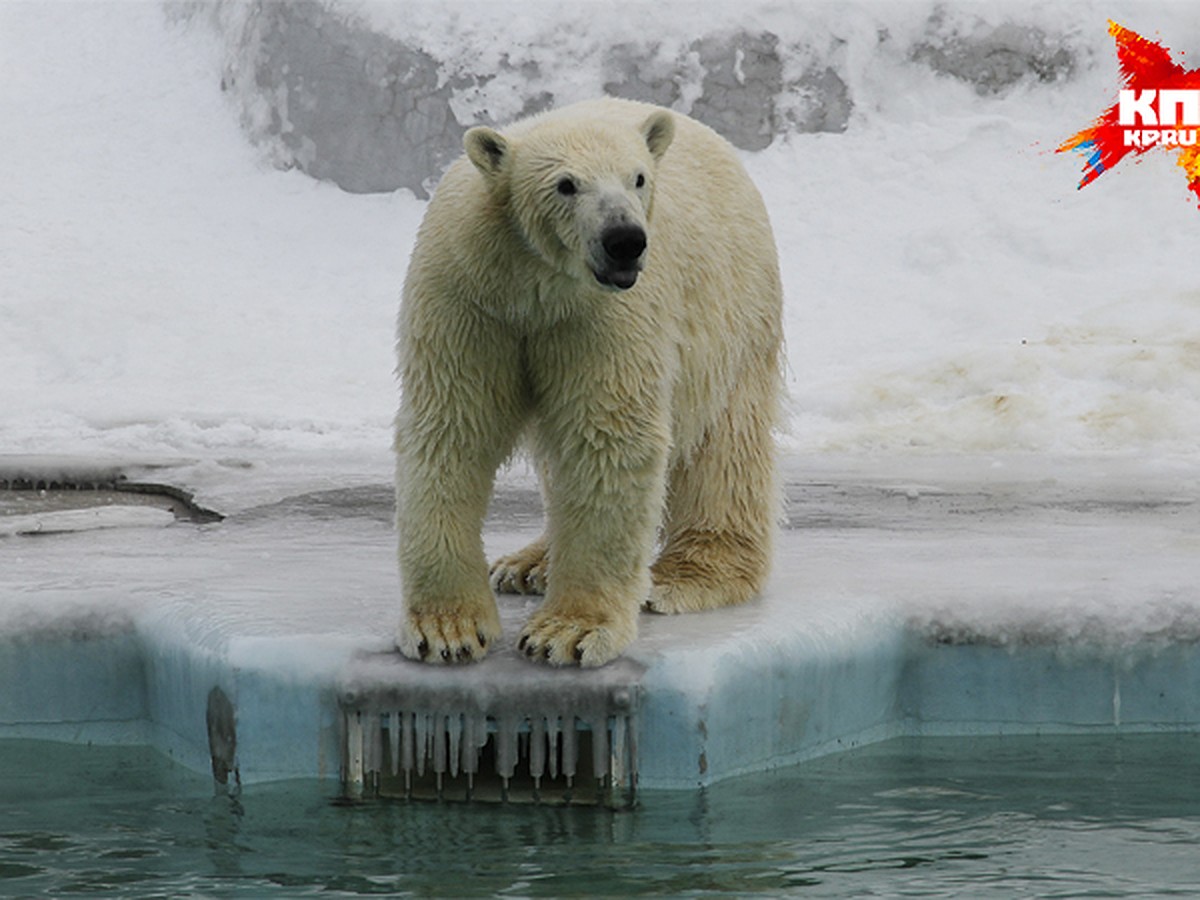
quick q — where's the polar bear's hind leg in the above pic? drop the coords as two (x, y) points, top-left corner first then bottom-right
(647, 353), (778, 614)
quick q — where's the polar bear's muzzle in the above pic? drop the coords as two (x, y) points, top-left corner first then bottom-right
(592, 223), (647, 291)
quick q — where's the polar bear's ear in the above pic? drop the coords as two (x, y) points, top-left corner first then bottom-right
(464, 127), (509, 179)
(641, 110), (675, 161)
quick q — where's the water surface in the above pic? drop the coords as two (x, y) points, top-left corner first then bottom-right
(2, 735), (1198, 897)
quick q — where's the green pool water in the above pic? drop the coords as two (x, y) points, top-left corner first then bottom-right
(2, 734), (1198, 897)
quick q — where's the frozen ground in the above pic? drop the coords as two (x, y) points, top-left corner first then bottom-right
(2, 1), (1200, 785)
(4, 0), (1199, 619)
(2, 453), (1199, 787)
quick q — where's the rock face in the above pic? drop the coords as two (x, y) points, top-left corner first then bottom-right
(912, 19), (1077, 95)
(196, 1), (1080, 197)
(218, 0), (465, 196)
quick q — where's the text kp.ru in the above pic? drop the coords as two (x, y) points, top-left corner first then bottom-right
(1120, 88), (1200, 147)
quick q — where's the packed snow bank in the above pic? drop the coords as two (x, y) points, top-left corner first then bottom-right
(1, 1), (410, 460)
(200, 0), (1097, 195)
(2, 1), (1199, 468)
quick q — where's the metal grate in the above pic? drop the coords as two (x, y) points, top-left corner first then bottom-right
(340, 681), (638, 808)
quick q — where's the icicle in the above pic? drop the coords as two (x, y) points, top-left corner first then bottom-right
(562, 717), (578, 782)
(529, 716), (546, 787)
(401, 711), (415, 779)
(590, 714), (610, 783)
(446, 713), (462, 778)
(413, 713), (429, 777)
(610, 714), (628, 795)
(547, 716), (560, 781)
(494, 713), (520, 797)
(388, 711), (400, 777)
(460, 714), (477, 796)
(344, 710), (365, 799)
(496, 714), (518, 779)
(365, 712), (382, 785)
(433, 715), (447, 775)
(461, 713), (485, 776)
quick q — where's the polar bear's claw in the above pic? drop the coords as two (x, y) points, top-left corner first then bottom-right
(398, 601), (501, 665)
(489, 540), (549, 595)
(517, 605), (633, 668)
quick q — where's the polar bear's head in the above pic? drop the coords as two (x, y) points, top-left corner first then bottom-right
(463, 109), (675, 291)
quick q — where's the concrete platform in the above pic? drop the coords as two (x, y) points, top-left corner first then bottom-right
(2, 454), (1199, 801)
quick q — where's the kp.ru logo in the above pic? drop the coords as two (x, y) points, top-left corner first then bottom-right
(1117, 89), (1199, 147)
(1059, 21), (1200, 207)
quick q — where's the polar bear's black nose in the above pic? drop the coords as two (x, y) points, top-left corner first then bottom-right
(601, 224), (647, 266)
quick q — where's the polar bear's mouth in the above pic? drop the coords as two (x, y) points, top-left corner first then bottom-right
(593, 267), (640, 291)
(592, 224), (647, 291)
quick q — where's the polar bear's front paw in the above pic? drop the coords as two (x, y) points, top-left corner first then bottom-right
(489, 539), (549, 595)
(397, 599), (502, 664)
(516, 604), (635, 668)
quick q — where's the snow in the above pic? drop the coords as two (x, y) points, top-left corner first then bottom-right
(1, 0), (411, 459)
(3, 0), (1198, 466)
(0, 505), (174, 537)
(3, 0), (1200, 665)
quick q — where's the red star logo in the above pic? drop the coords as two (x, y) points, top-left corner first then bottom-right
(1059, 21), (1200, 207)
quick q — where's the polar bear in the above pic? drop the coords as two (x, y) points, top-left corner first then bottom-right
(395, 97), (782, 667)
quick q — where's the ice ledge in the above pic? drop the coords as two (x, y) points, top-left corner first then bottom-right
(2, 454), (1200, 795)
(4, 598), (1198, 797)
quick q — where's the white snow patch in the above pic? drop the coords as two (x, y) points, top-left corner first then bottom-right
(5, 1), (1200, 465)
(4, 0), (1200, 661)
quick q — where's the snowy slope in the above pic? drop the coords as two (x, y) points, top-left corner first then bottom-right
(3, 0), (1199, 469)
(1, 1), (412, 459)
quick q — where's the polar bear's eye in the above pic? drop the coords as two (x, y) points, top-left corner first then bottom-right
(556, 177), (577, 197)
(635, 173), (646, 189)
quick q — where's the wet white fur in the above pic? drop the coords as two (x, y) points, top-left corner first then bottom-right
(395, 98), (783, 667)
